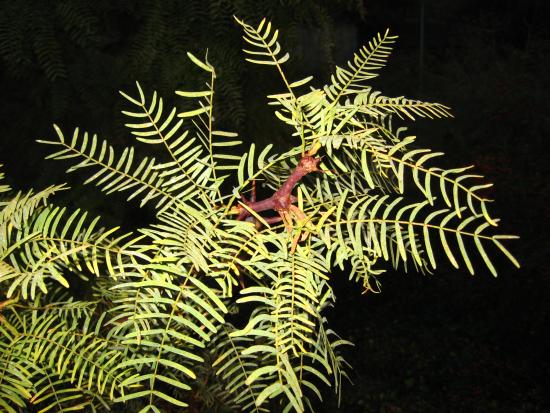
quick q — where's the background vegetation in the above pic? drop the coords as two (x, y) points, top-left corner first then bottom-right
(0, 0), (548, 411)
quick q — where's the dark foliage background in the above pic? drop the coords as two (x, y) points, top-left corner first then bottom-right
(0, 0), (548, 411)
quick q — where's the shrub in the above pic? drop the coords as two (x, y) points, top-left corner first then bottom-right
(0, 18), (518, 412)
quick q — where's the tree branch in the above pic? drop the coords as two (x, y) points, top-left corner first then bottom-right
(233, 154), (322, 222)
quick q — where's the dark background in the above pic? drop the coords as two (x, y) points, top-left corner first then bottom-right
(0, 1), (548, 412)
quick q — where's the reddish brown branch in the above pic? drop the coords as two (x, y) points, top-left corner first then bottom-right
(232, 153), (322, 286)
(234, 155), (322, 221)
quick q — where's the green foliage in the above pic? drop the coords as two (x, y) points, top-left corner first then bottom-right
(0, 18), (518, 413)
(0, 0), (364, 139)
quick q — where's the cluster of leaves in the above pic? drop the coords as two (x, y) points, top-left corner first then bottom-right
(0, 0), (364, 140)
(0, 18), (518, 413)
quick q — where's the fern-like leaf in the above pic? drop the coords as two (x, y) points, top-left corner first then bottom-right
(0, 311), (129, 412)
(353, 89), (453, 120)
(107, 264), (227, 410)
(0, 165), (11, 195)
(37, 126), (176, 210)
(235, 17), (290, 67)
(324, 194), (519, 276)
(324, 29), (397, 103)
(0, 205), (145, 299)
